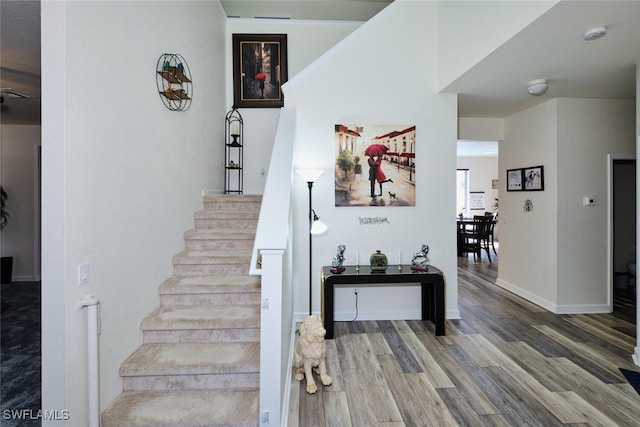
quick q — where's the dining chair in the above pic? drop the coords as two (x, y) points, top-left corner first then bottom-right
(484, 211), (498, 255)
(464, 215), (493, 263)
(458, 216), (492, 263)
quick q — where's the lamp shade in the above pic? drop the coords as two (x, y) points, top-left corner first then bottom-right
(310, 219), (328, 235)
(296, 169), (325, 183)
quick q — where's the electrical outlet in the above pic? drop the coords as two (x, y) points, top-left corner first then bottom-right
(354, 288), (359, 295)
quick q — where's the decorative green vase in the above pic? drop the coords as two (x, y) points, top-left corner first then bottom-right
(369, 250), (388, 272)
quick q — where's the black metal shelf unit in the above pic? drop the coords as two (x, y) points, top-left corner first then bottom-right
(224, 107), (243, 194)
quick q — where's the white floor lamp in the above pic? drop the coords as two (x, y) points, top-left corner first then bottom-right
(297, 169), (328, 316)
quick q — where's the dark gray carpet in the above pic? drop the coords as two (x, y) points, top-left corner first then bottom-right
(1, 281), (41, 427)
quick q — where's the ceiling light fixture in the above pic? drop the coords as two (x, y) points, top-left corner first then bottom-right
(583, 26), (607, 41)
(527, 79), (548, 96)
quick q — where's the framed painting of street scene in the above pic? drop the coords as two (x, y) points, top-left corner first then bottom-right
(334, 124), (416, 207)
(232, 34), (288, 108)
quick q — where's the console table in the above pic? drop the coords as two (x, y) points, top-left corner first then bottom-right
(321, 265), (446, 339)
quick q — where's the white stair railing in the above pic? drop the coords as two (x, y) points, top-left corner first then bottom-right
(250, 107), (296, 426)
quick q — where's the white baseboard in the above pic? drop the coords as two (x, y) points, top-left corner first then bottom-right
(496, 278), (612, 314)
(447, 309), (461, 320)
(295, 309), (460, 322)
(555, 304), (611, 314)
(334, 310), (422, 321)
(496, 278), (557, 312)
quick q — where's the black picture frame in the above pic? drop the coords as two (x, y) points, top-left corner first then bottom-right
(506, 168), (523, 191)
(523, 165), (544, 191)
(232, 34), (288, 108)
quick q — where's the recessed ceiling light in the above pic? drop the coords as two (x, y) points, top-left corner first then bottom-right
(527, 79), (548, 96)
(583, 26), (607, 41)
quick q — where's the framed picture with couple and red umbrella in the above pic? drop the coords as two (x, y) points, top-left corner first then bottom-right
(334, 124), (417, 207)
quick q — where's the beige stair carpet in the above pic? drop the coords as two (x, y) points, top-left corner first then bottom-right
(102, 195), (262, 427)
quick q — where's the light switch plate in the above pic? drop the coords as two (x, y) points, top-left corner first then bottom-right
(78, 263), (89, 286)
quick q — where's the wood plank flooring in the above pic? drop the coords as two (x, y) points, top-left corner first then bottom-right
(287, 256), (640, 426)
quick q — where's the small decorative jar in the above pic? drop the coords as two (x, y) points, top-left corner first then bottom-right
(370, 250), (388, 272)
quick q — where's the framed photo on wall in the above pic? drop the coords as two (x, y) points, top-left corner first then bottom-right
(469, 191), (485, 210)
(523, 165), (544, 191)
(232, 34), (288, 108)
(507, 168), (523, 191)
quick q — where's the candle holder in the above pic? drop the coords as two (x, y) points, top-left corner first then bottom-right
(229, 133), (241, 147)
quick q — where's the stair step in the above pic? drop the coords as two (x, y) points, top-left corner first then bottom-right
(202, 194), (262, 212)
(172, 250), (252, 276)
(119, 342), (259, 391)
(194, 211), (259, 229)
(141, 305), (260, 343)
(184, 228), (256, 250)
(159, 275), (260, 306)
(101, 389), (259, 427)
(142, 305), (260, 330)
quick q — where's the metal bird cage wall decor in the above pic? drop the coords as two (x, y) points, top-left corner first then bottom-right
(156, 53), (192, 111)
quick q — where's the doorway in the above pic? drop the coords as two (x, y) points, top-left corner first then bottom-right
(610, 156), (636, 323)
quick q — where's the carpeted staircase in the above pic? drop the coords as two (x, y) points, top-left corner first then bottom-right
(102, 195), (262, 427)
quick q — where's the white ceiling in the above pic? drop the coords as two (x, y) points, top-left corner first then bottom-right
(220, 0), (391, 21)
(444, 0), (640, 118)
(1, 1), (639, 129)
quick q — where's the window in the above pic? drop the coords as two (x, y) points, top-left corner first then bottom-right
(457, 169), (469, 217)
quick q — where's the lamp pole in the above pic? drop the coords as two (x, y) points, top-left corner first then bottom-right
(296, 169), (325, 317)
(307, 180), (314, 316)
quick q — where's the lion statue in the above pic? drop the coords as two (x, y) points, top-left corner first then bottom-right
(294, 315), (332, 394)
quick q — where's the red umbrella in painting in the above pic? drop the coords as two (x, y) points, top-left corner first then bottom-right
(255, 73), (266, 81)
(364, 143), (388, 157)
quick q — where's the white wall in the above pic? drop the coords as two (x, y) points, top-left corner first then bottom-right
(42, 1), (227, 424)
(498, 98), (635, 313)
(285, 1), (460, 320)
(499, 100), (559, 308)
(556, 99), (635, 308)
(458, 117), (503, 141)
(0, 124), (40, 281)
(225, 19), (362, 194)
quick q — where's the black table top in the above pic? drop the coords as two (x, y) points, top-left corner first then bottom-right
(322, 264), (443, 277)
